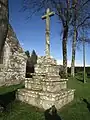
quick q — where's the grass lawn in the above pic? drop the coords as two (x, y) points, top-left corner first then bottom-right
(60, 76), (90, 120)
(0, 83), (24, 95)
(0, 76), (90, 120)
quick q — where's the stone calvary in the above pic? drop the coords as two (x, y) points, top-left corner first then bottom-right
(16, 8), (75, 110)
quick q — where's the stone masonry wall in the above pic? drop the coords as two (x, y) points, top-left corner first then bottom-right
(0, 24), (27, 86)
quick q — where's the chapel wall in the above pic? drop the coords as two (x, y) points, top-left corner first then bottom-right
(0, 24), (27, 86)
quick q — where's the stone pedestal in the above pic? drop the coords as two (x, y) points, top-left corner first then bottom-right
(17, 56), (75, 110)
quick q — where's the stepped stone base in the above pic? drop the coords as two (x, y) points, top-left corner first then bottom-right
(25, 78), (68, 92)
(17, 88), (75, 110)
(17, 56), (75, 110)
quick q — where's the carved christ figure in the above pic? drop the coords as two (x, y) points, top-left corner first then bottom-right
(42, 8), (55, 57)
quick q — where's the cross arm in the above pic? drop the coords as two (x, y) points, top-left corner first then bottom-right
(42, 15), (47, 20)
(42, 12), (55, 20)
(49, 12), (55, 17)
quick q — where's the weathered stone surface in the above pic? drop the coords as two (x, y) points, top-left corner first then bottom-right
(42, 8), (55, 57)
(25, 79), (67, 92)
(17, 56), (75, 110)
(35, 56), (59, 76)
(35, 64), (59, 75)
(37, 56), (57, 64)
(0, 24), (27, 86)
(17, 89), (75, 110)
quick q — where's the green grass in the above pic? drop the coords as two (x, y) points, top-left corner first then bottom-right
(60, 76), (90, 120)
(0, 84), (24, 95)
(0, 101), (44, 120)
(0, 76), (90, 120)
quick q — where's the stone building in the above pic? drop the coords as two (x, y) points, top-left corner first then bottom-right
(0, 24), (27, 86)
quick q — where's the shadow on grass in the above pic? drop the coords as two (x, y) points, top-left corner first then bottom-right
(0, 90), (16, 112)
(83, 98), (90, 112)
(76, 77), (89, 83)
(76, 78), (84, 83)
(0, 84), (25, 114)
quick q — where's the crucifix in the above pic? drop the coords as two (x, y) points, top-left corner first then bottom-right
(42, 8), (55, 57)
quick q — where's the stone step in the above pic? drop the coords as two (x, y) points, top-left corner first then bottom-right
(16, 88), (75, 110)
(30, 74), (68, 82)
(25, 76), (68, 82)
(25, 79), (67, 92)
(35, 64), (59, 75)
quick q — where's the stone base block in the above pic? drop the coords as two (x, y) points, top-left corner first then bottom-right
(16, 89), (75, 110)
(35, 64), (59, 75)
(37, 56), (57, 65)
(25, 80), (67, 92)
(32, 74), (68, 82)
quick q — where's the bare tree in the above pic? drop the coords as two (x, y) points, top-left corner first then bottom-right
(53, 0), (72, 78)
(82, 29), (86, 83)
(71, 0), (78, 77)
(0, 0), (9, 63)
(71, 0), (90, 77)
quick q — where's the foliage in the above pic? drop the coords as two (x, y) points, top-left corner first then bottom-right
(25, 50), (37, 66)
(68, 67), (90, 74)
(30, 50), (37, 65)
(75, 71), (87, 83)
(26, 50), (37, 77)
(25, 50), (30, 57)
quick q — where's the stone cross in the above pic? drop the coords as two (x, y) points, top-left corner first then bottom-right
(42, 8), (55, 57)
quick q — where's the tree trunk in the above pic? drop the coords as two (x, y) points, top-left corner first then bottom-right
(71, 0), (78, 77)
(0, 0), (9, 62)
(83, 32), (86, 83)
(62, 25), (68, 78)
(71, 28), (77, 77)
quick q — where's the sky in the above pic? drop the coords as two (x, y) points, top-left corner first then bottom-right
(9, 0), (90, 67)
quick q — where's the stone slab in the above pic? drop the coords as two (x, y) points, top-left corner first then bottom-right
(26, 74), (68, 82)
(16, 88), (75, 110)
(25, 80), (67, 92)
(35, 64), (59, 75)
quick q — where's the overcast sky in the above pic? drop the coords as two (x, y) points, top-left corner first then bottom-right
(9, 0), (90, 67)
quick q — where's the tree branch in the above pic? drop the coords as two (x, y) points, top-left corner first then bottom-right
(77, 16), (90, 29)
